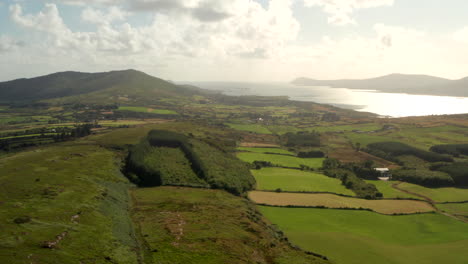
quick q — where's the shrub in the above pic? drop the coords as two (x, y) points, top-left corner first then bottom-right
(323, 168), (382, 199)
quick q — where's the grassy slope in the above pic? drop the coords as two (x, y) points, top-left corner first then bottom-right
(253, 168), (354, 195)
(398, 182), (468, 202)
(436, 203), (468, 220)
(0, 143), (138, 264)
(237, 152), (324, 169)
(365, 180), (421, 199)
(260, 207), (468, 264)
(131, 186), (329, 264)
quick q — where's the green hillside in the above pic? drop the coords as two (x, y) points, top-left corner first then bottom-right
(0, 69), (204, 103)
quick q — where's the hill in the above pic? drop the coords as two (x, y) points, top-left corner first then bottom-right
(0, 69), (207, 103)
(292, 73), (468, 97)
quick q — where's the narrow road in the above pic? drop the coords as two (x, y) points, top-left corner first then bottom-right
(391, 182), (467, 223)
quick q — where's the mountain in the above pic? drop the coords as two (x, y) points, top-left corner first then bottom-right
(292, 74), (468, 97)
(0, 69), (207, 103)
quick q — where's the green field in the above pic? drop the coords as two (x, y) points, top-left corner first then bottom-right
(398, 182), (468, 202)
(226, 123), (272, 134)
(150, 109), (178, 115)
(365, 180), (421, 199)
(259, 207), (468, 264)
(237, 147), (294, 155)
(253, 167), (354, 195)
(312, 123), (381, 133)
(237, 152), (324, 169)
(345, 125), (468, 150)
(118, 106), (177, 115)
(436, 203), (468, 220)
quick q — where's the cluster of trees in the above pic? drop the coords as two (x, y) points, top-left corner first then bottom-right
(430, 162), (468, 186)
(297, 150), (325, 158)
(322, 158), (382, 199)
(430, 144), (468, 157)
(391, 169), (454, 187)
(282, 131), (321, 147)
(126, 130), (256, 195)
(365, 142), (453, 163)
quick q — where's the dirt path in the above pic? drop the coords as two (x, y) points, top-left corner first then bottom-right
(391, 182), (436, 204)
(391, 182), (467, 223)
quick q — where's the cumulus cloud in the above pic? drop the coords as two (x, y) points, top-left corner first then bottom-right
(0, 35), (24, 53)
(304, 0), (394, 25)
(81, 6), (129, 25)
(8, 1), (299, 59)
(453, 27), (468, 43)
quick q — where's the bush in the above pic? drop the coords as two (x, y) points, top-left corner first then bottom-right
(323, 168), (382, 199)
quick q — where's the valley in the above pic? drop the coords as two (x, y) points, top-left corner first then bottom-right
(1, 70), (467, 264)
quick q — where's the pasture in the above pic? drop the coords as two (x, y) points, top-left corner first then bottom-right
(397, 182), (468, 202)
(226, 123), (272, 134)
(237, 147), (294, 155)
(237, 152), (324, 168)
(259, 206), (468, 264)
(249, 191), (434, 214)
(437, 203), (468, 220)
(365, 180), (421, 199)
(118, 106), (177, 115)
(252, 168), (354, 195)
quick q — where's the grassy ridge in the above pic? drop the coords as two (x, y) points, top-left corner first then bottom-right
(253, 168), (354, 195)
(259, 207), (468, 264)
(0, 144), (138, 264)
(143, 146), (208, 187)
(132, 187), (329, 264)
(126, 130), (255, 195)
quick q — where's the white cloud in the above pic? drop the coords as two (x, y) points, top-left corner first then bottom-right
(0, 35), (24, 52)
(3, 1), (468, 82)
(81, 6), (129, 25)
(304, 0), (394, 25)
(453, 27), (468, 43)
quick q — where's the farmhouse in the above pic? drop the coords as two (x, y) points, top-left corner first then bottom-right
(375, 168), (391, 181)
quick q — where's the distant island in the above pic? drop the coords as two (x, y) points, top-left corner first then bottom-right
(292, 73), (468, 97)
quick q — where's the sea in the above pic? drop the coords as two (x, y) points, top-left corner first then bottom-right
(181, 82), (468, 117)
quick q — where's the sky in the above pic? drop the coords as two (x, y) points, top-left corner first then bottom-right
(0, 0), (468, 82)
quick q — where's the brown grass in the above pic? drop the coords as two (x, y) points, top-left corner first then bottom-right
(248, 191), (435, 215)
